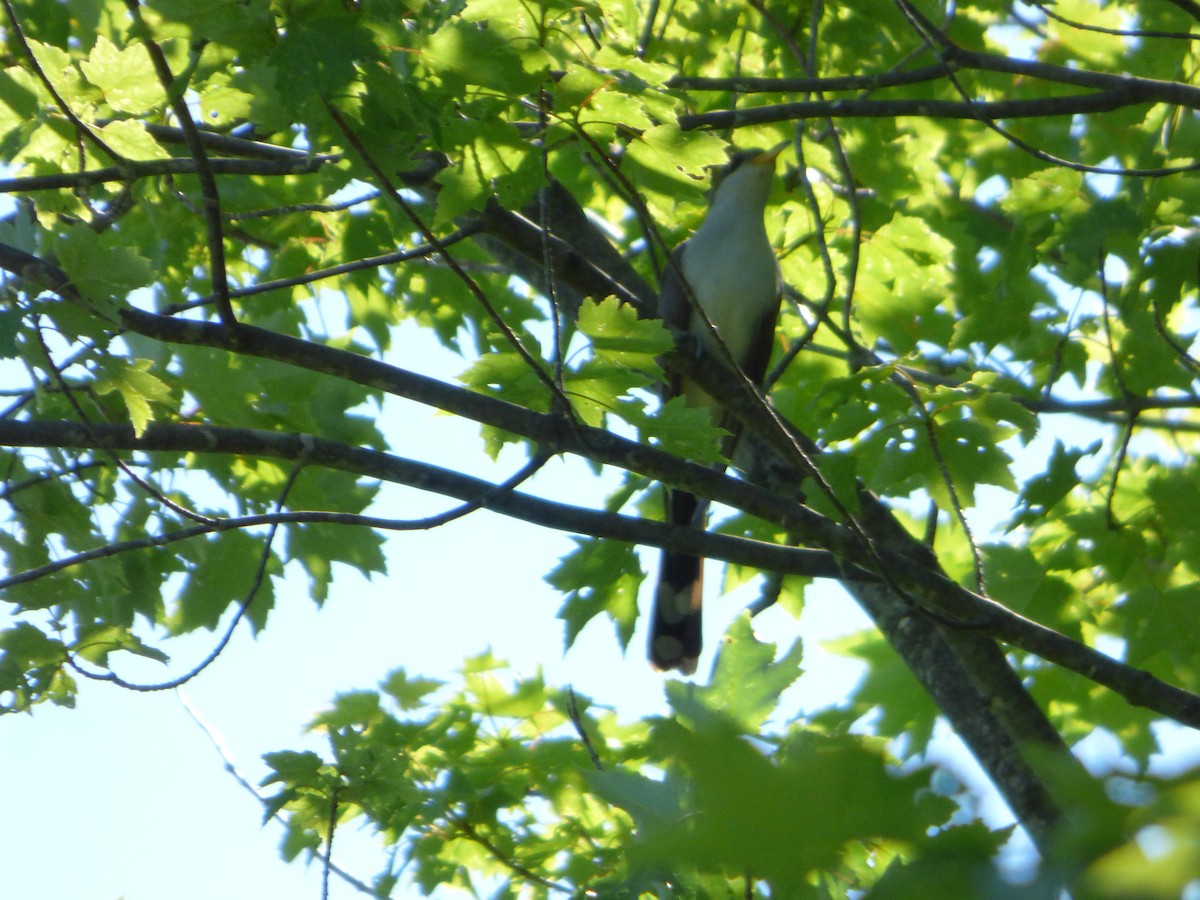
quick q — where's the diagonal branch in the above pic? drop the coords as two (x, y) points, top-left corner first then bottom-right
(891, 0), (1199, 177)
(123, 0), (235, 325)
(0, 419), (856, 594)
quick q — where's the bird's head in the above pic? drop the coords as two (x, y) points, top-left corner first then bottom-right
(708, 141), (788, 214)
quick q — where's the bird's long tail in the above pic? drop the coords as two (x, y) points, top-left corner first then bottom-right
(648, 489), (706, 675)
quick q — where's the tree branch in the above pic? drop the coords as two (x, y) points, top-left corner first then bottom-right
(674, 52), (1200, 107)
(679, 88), (1191, 132)
(0, 155), (332, 193)
(141, 123), (339, 161)
(0, 420), (855, 592)
(123, 0), (237, 324)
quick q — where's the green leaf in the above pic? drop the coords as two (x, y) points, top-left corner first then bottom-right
(171, 530), (278, 634)
(24, 39), (88, 106)
(1012, 439), (1097, 526)
(869, 824), (1017, 899)
(668, 613), (803, 732)
(150, 0), (279, 59)
(269, 13), (380, 111)
(79, 36), (166, 114)
(311, 689), (382, 729)
(460, 348), (551, 411)
(624, 125), (730, 215)
(800, 450), (861, 518)
(382, 668), (446, 711)
(54, 224), (153, 311)
(93, 358), (171, 436)
(577, 297), (672, 376)
(0, 66), (39, 123)
(0, 623), (68, 712)
(641, 720), (950, 888)
(422, 18), (551, 94)
(72, 625), (169, 667)
(286, 520), (386, 604)
(584, 767), (684, 832)
(0, 307), (22, 358)
(641, 396), (728, 463)
(831, 629), (939, 753)
(857, 213), (955, 353)
(550, 537), (643, 649)
(261, 749), (327, 787)
(432, 118), (542, 223)
(93, 120), (168, 160)
(563, 357), (646, 428)
(926, 416), (1017, 507)
(982, 544), (1076, 636)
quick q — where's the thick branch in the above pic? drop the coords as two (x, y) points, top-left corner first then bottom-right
(669, 67), (948, 94)
(142, 123), (335, 161)
(0, 419), (853, 590)
(680, 89), (1177, 131)
(846, 580), (1063, 845)
(672, 52), (1200, 108)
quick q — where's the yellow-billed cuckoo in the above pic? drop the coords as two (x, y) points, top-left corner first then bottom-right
(648, 144), (785, 675)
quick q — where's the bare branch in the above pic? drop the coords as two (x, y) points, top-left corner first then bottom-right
(681, 90), (1198, 132)
(670, 65), (949, 94)
(177, 692), (378, 896)
(167, 222), (484, 313)
(674, 47), (1200, 106)
(68, 462), (303, 693)
(0, 419), (857, 593)
(1028, 0), (1199, 41)
(3, 406), (1199, 736)
(142, 123), (339, 161)
(0, 156), (332, 193)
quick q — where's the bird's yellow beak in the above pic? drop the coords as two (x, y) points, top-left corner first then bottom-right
(753, 142), (789, 166)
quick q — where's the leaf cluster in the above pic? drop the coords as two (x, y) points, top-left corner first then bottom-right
(3, 0), (1200, 895)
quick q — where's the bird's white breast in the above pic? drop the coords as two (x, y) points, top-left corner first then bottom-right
(680, 215), (779, 365)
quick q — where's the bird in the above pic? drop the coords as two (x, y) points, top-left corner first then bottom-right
(648, 143), (786, 675)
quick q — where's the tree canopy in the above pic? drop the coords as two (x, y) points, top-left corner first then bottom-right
(4, 0), (1200, 896)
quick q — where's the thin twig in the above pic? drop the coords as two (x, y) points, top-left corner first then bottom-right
(322, 785), (339, 900)
(1030, 0), (1199, 40)
(7, 243), (1200, 728)
(123, 0), (236, 325)
(68, 462), (305, 692)
(0, 420), (856, 594)
(1097, 256), (1138, 529)
(566, 688), (603, 771)
(891, 0), (1200, 178)
(161, 222), (484, 314)
(30, 315), (217, 526)
(177, 691), (377, 896)
(453, 817), (572, 894)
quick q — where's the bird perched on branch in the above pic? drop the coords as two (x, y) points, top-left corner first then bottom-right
(648, 143), (786, 675)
